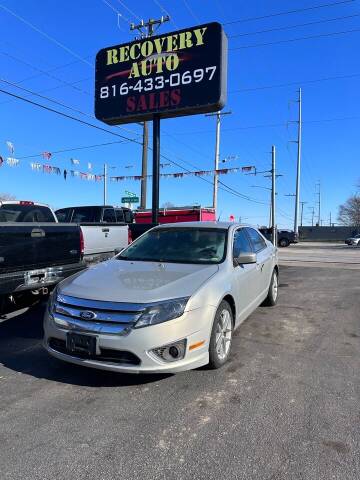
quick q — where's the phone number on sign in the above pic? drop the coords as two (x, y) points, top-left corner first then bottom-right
(99, 66), (217, 98)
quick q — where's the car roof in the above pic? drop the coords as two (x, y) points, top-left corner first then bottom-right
(155, 221), (253, 229)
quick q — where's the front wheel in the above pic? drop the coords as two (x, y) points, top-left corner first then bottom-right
(208, 300), (233, 369)
(279, 238), (289, 248)
(263, 269), (279, 306)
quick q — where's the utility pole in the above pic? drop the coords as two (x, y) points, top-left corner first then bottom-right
(329, 211), (332, 226)
(130, 16), (170, 213)
(140, 122), (148, 209)
(103, 163), (108, 205)
(205, 110), (232, 211)
(300, 201), (307, 227)
(315, 181), (321, 226)
(271, 145), (276, 246)
(308, 206), (315, 227)
(294, 87), (302, 235)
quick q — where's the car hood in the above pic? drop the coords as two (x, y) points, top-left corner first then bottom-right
(59, 258), (219, 304)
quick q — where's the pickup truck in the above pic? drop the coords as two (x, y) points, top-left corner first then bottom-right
(55, 205), (131, 262)
(0, 201), (85, 313)
(259, 227), (299, 247)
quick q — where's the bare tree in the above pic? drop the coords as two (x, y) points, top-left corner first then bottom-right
(338, 195), (360, 226)
(161, 201), (175, 209)
(0, 192), (16, 201)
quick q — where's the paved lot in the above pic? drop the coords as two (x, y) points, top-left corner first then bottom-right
(1, 245), (360, 479)
(279, 241), (360, 268)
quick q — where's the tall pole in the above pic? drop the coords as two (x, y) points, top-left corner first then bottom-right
(294, 87), (302, 235)
(329, 211), (332, 226)
(271, 145), (276, 246)
(130, 16), (169, 214)
(317, 181), (321, 226)
(140, 122), (148, 209)
(205, 110), (231, 212)
(152, 115), (160, 224)
(103, 163), (107, 205)
(300, 201), (307, 226)
(213, 112), (221, 211)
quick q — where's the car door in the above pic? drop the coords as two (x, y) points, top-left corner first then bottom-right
(232, 227), (260, 325)
(245, 227), (273, 298)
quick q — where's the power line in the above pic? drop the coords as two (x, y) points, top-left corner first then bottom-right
(230, 72), (360, 93)
(172, 115), (360, 136)
(0, 84), (268, 206)
(0, 87), (143, 144)
(228, 12), (360, 38)
(230, 27), (360, 50)
(116, 0), (142, 21)
(0, 50), (91, 96)
(181, 0), (201, 23)
(224, 0), (355, 25)
(0, 3), (94, 67)
(153, 0), (179, 29)
(17, 140), (133, 159)
(0, 73), (140, 136)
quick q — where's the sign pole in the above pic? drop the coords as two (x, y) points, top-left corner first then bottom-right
(152, 115), (160, 224)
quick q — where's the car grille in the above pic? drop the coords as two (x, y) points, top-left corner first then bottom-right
(52, 294), (147, 335)
(48, 338), (141, 365)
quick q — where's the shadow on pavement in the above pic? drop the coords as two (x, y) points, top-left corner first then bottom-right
(0, 302), (171, 388)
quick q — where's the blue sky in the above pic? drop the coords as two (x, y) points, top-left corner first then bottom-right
(1, 0), (359, 227)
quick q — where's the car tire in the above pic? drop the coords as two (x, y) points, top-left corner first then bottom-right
(262, 269), (279, 307)
(279, 238), (289, 248)
(208, 300), (233, 369)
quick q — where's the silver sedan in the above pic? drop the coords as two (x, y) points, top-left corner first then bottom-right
(44, 222), (279, 373)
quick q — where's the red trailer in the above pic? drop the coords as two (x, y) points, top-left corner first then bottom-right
(134, 206), (216, 224)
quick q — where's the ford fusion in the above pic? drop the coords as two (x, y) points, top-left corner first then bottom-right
(44, 222), (278, 373)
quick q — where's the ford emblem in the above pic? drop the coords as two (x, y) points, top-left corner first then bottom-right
(79, 310), (97, 320)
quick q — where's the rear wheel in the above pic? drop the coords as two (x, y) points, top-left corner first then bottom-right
(279, 238), (289, 248)
(263, 269), (279, 307)
(208, 300), (233, 369)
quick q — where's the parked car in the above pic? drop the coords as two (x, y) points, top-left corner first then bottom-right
(0, 201), (85, 313)
(44, 222), (278, 373)
(345, 234), (360, 246)
(55, 205), (132, 263)
(259, 227), (298, 247)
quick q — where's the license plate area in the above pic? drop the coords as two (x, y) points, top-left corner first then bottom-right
(66, 332), (97, 356)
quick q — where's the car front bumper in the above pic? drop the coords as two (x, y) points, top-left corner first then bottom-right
(43, 305), (216, 374)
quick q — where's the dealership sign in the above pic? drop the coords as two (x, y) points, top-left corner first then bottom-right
(95, 22), (228, 124)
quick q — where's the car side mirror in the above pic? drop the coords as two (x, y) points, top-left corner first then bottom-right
(234, 252), (257, 266)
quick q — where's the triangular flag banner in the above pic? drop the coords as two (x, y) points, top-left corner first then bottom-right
(7, 157), (19, 167)
(6, 141), (14, 155)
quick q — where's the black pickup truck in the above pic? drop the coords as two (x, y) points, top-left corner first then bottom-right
(0, 201), (85, 313)
(259, 227), (299, 247)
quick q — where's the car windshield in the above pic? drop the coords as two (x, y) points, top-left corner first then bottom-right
(118, 227), (227, 264)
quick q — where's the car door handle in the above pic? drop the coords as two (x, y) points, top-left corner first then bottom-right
(31, 228), (45, 238)
(102, 228), (110, 233)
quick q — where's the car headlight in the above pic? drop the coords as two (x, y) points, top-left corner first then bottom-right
(47, 286), (58, 314)
(134, 297), (189, 328)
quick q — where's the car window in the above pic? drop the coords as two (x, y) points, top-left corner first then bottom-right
(72, 207), (98, 223)
(119, 227), (227, 264)
(123, 209), (133, 224)
(103, 208), (116, 223)
(55, 208), (72, 222)
(245, 228), (267, 252)
(115, 209), (124, 223)
(233, 228), (253, 257)
(0, 204), (55, 222)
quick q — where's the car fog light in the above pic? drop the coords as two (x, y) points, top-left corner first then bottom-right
(151, 339), (187, 363)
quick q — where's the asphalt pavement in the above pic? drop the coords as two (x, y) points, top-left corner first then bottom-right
(1, 244), (360, 480)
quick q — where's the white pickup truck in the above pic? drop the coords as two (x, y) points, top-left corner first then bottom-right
(55, 205), (131, 263)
